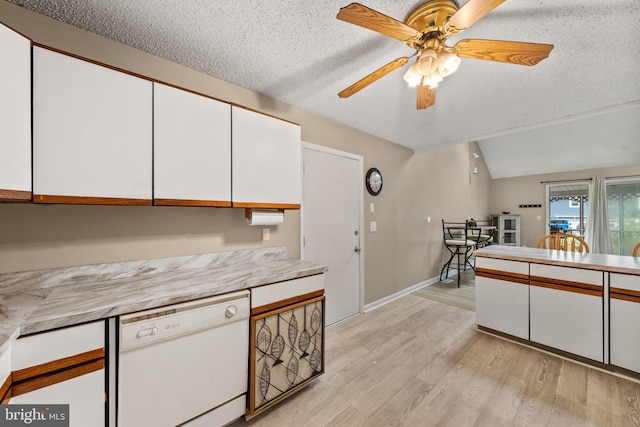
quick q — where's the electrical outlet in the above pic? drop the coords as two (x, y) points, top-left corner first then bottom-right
(263, 228), (270, 241)
(370, 221), (377, 232)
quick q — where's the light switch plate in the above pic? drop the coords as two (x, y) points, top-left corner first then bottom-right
(263, 228), (270, 241)
(370, 221), (377, 232)
(370, 203), (375, 213)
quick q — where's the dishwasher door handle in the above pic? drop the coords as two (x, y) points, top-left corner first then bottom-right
(136, 327), (158, 338)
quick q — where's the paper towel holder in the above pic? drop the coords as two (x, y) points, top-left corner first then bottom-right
(245, 208), (285, 226)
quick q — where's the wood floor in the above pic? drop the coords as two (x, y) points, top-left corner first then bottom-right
(232, 294), (640, 427)
(412, 270), (476, 311)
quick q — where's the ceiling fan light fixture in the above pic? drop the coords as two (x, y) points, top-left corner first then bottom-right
(425, 68), (443, 88)
(416, 49), (438, 76)
(403, 62), (422, 87)
(437, 50), (461, 77)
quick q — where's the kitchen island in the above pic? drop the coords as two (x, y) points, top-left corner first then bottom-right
(475, 245), (640, 377)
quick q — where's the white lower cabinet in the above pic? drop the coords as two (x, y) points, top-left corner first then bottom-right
(475, 258), (530, 340)
(609, 272), (640, 373)
(10, 321), (106, 426)
(529, 264), (603, 362)
(9, 370), (104, 426)
(0, 347), (10, 402)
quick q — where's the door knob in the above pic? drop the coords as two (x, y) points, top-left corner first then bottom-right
(354, 246), (361, 253)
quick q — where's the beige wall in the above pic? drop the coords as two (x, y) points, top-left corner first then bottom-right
(0, 1), (491, 305)
(490, 164), (640, 248)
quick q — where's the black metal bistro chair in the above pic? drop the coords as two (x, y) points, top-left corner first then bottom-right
(465, 218), (495, 249)
(440, 220), (476, 287)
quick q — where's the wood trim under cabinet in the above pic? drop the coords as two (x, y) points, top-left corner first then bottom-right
(0, 189), (31, 202)
(153, 198), (232, 207)
(11, 358), (104, 398)
(233, 201), (300, 209)
(0, 374), (11, 403)
(251, 290), (325, 316)
(610, 287), (640, 303)
(530, 276), (603, 297)
(33, 195), (152, 206)
(475, 267), (529, 285)
(12, 348), (104, 383)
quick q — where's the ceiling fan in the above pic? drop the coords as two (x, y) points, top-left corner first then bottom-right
(336, 0), (554, 110)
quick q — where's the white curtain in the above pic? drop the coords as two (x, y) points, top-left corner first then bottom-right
(585, 176), (613, 254)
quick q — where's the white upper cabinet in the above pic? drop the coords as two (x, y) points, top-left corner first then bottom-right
(32, 47), (153, 204)
(153, 83), (231, 206)
(0, 23), (31, 201)
(231, 106), (301, 208)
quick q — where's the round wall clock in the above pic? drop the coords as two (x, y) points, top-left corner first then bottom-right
(365, 167), (383, 196)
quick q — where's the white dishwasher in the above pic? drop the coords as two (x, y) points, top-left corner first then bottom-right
(118, 290), (249, 427)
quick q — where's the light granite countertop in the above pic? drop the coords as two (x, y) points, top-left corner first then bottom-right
(475, 245), (640, 275)
(0, 247), (327, 357)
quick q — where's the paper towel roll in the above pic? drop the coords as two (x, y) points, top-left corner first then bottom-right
(246, 209), (284, 226)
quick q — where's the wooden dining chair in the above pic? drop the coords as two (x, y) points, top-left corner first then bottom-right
(537, 233), (590, 253)
(633, 242), (640, 257)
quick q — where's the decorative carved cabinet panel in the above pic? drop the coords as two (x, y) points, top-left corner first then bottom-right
(248, 295), (325, 417)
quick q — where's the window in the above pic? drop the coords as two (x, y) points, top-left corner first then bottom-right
(607, 180), (640, 256)
(547, 179), (640, 255)
(547, 183), (588, 236)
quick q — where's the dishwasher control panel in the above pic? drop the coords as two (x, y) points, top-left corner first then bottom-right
(119, 290), (250, 351)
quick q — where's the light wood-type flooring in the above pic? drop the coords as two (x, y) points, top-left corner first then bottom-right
(232, 293), (640, 427)
(412, 270), (476, 311)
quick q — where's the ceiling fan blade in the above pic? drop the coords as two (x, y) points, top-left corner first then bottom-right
(447, 0), (505, 33)
(417, 84), (436, 110)
(453, 39), (554, 66)
(337, 3), (421, 42)
(338, 57), (409, 98)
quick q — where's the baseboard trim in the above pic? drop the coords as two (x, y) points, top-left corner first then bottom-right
(363, 274), (447, 313)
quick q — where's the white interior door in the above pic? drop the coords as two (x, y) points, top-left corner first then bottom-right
(303, 143), (362, 325)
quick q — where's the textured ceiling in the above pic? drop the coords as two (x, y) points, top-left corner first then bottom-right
(6, 0), (640, 177)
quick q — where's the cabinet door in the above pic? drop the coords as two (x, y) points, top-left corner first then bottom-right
(609, 272), (640, 373)
(475, 258), (529, 339)
(530, 264), (603, 361)
(0, 347), (10, 402)
(9, 369), (105, 427)
(10, 321), (105, 426)
(248, 294), (324, 417)
(0, 23), (31, 201)
(153, 83), (231, 206)
(33, 47), (152, 204)
(232, 106), (301, 208)
(493, 215), (520, 246)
